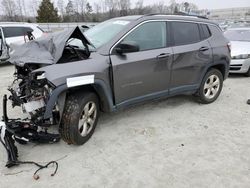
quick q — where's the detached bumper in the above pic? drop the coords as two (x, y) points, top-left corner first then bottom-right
(229, 59), (250, 74)
(0, 95), (60, 168)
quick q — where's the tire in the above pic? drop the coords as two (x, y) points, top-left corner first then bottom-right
(60, 92), (99, 145)
(245, 68), (250, 77)
(197, 69), (223, 104)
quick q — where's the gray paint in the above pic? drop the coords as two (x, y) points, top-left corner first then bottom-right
(8, 15), (230, 116)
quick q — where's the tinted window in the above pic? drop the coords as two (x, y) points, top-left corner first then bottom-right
(122, 22), (167, 51)
(201, 24), (211, 39)
(172, 22), (200, 45)
(2, 27), (34, 38)
(208, 25), (222, 37)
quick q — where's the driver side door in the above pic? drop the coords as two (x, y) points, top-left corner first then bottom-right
(110, 21), (173, 106)
(0, 27), (9, 61)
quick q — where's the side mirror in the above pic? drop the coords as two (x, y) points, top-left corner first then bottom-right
(114, 41), (139, 54)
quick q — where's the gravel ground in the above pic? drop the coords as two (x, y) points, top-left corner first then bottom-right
(0, 64), (250, 188)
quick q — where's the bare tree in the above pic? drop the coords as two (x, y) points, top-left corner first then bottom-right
(16, 0), (24, 21)
(117, 0), (130, 16)
(135, 0), (144, 14)
(80, 0), (86, 15)
(188, 3), (198, 12)
(29, 0), (40, 18)
(79, 0), (87, 21)
(183, 2), (189, 12)
(57, 0), (65, 18)
(169, 0), (177, 14)
(93, 2), (101, 13)
(155, 1), (165, 13)
(105, 0), (118, 18)
(21, 0), (27, 16)
(99, 0), (107, 13)
(1, 0), (17, 21)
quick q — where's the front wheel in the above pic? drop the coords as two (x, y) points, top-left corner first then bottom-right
(197, 69), (223, 104)
(60, 92), (99, 145)
(245, 67), (250, 77)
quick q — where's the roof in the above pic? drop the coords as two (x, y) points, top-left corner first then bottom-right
(115, 14), (216, 25)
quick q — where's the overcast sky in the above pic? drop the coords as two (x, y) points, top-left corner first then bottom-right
(85, 0), (250, 10)
(49, 0), (250, 10)
(129, 0), (250, 9)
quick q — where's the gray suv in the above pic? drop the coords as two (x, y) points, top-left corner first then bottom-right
(5, 15), (231, 146)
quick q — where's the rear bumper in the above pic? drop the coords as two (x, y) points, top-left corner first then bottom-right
(229, 59), (250, 74)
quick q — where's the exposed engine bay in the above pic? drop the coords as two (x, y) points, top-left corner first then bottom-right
(10, 65), (54, 126)
(0, 26), (93, 169)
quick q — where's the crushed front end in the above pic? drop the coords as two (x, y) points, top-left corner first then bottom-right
(0, 26), (92, 167)
(9, 64), (60, 127)
(0, 64), (61, 167)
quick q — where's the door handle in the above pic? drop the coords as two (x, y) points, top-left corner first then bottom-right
(157, 53), (170, 59)
(199, 46), (209, 52)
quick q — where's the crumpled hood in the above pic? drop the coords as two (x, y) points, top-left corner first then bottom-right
(231, 41), (250, 57)
(8, 26), (91, 66)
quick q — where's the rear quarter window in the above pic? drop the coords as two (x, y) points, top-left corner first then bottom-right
(208, 25), (222, 37)
(200, 24), (211, 39)
(2, 27), (34, 38)
(171, 22), (200, 46)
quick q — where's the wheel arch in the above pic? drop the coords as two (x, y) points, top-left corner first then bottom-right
(66, 80), (115, 113)
(43, 79), (115, 120)
(201, 61), (229, 84)
(209, 63), (227, 80)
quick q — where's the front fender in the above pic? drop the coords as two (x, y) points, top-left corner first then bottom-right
(43, 79), (115, 120)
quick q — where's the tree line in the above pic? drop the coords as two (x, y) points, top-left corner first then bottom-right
(0, 0), (200, 23)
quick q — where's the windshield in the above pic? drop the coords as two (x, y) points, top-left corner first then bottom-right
(224, 29), (250, 42)
(84, 19), (130, 48)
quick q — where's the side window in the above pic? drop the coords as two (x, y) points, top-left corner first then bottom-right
(172, 22), (200, 46)
(122, 22), (167, 51)
(208, 25), (223, 37)
(2, 27), (33, 38)
(23, 27), (34, 34)
(200, 24), (211, 39)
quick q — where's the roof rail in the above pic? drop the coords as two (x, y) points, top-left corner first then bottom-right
(142, 12), (208, 20)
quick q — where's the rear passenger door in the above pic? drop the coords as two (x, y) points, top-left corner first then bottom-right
(169, 21), (212, 94)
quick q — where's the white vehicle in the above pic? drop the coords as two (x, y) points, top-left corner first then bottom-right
(224, 27), (250, 77)
(0, 23), (44, 62)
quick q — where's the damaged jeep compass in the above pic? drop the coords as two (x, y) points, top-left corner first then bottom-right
(0, 15), (230, 166)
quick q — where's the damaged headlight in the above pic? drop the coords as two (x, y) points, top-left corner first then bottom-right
(37, 72), (46, 80)
(23, 99), (45, 113)
(30, 71), (47, 87)
(9, 69), (50, 113)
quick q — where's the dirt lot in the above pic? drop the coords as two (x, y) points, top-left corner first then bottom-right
(0, 64), (249, 188)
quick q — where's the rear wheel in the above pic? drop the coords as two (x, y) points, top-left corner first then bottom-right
(197, 69), (223, 104)
(60, 92), (99, 145)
